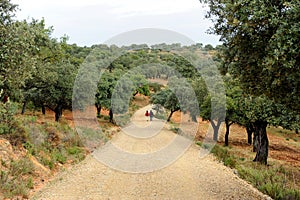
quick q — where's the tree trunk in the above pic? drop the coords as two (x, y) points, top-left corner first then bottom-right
(96, 104), (101, 117)
(246, 124), (254, 145)
(133, 91), (139, 97)
(55, 104), (63, 122)
(253, 121), (268, 165)
(109, 108), (113, 123)
(167, 110), (175, 122)
(253, 132), (258, 152)
(253, 134), (258, 152)
(247, 130), (252, 145)
(225, 119), (233, 146)
(42, 104), (46, 115)
(191, 115), (197, 122)
(3, 95), (9, 103)
(211, 120), (222, 141)
(108, 64), (113, 73)
(21, 101), (27, 114)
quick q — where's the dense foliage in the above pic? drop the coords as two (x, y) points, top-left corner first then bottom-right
(200, 0), (300, 164)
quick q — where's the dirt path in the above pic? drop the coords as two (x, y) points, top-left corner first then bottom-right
(33, 106), (270, 200)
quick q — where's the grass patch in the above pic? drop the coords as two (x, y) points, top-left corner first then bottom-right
(238, 164), (300, 200)
(0, 157), (35, 198)
(22, 121), (87, 168)
(154, 112), (167, 120)
(196, 142), (300, 200)
(1, 113), (88, 195)
(267, 127), (297, 139)
(210, 145), (237, 168)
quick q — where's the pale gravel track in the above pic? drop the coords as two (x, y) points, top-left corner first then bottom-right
(32, 106), (271, 200)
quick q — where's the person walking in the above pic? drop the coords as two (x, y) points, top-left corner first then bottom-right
(149, 110), (154, 121)
(145, 110), (149, 121)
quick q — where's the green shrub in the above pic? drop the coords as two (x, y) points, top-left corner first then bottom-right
(198, 141), (300, 200)
(10, 158), (34, 176)
(149, 82), (162, 92)
(23, 141), (36, 155)
(238, 165), (300, 200)
(0, 158), (34, 198)
(0, 102), (18, 135)
(40, 157), (54, 170)
(211, 145), (237, 168)
(0, 103), (29, 145)
(170, 126), (180, 133)
(51, 149), (67, 164)
(67, 146), (81, 155)
(154, 113), (167, 120)
(103, 115), (110, 121)
(67, 146), (85, 162)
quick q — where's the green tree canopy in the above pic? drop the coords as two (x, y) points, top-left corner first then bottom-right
(201, 0), (300, 164)
(201, 0), (300, 112)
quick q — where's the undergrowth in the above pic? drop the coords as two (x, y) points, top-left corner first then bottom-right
(0, 103), (87, 198)
(238, 164), (300, 200)
(197, 142), (300, 200)
(0, 158), (35, 199)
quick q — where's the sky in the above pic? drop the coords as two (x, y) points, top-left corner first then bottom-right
(12, 0), (221, 47)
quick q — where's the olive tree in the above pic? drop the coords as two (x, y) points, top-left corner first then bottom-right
(201, 0), (300, 164)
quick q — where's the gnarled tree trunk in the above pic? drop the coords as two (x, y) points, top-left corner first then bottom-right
(246, 123), (254, 145)
(95, 104), (101, 117)
(42, 104), (46, 115)
(211, 120), (222, 141)
(253, 132), (258, 152)
(225, 119), (233, 146)
(109, 108), (113, 123)
(55, 104), (63, 122)
(21, 101), (27, 114)
(191, 115), (197, 122)
(253, 121), (268, 165)
(167, 110), (176, 122)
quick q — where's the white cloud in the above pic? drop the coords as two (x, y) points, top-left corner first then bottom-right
(14, 0), (204, 18)
(11, 0), (220, 47)
(105, 0), (202, 17)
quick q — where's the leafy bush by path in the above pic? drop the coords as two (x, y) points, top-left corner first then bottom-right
(0, 102), (18, 135)
(148, 82), (162, 93)
(0, 157), (35, 198)
(238, 164), (300, 200)
(0, 102), (29, 145)
(23, 121), (86, 168)
(198, 142), (300, 200)
(210, 145), (237, 168)
(0, 111), (87, 197)
(154, 112), (167, 120)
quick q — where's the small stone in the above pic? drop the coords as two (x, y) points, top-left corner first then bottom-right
(233, 169), (239, 175)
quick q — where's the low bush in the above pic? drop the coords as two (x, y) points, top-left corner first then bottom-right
(0, 157), (35, 198)
(0, 102), (29, 145)
(210, 145), (237, 168)
(238, 164), (300, 200)
(198, 142), (300, 200)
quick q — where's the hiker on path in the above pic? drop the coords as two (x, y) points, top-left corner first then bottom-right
(145, 110), (149, 121)
(149, 110), (154, 121)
